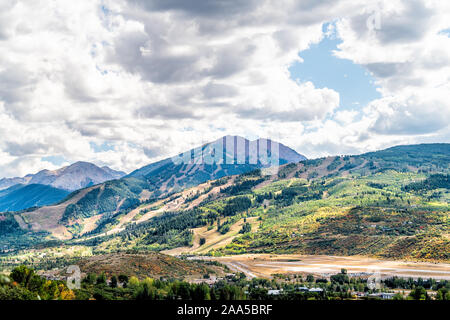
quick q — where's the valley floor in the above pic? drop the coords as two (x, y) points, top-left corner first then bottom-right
(189, 254), (450, 280)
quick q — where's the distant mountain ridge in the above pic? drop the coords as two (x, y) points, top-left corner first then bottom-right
(128, 135), (307, 182)
(0, 136), (306, 239)
(0, 142), (448, 255)
(0, 184), (70, 212)
(0, 162), (126, 192)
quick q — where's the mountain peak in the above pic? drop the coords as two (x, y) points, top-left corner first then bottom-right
(206, 135), (306, 165)
(0, 162), (126, 191)
(71, 161), (96, 167)
(127, 136), (306, 189)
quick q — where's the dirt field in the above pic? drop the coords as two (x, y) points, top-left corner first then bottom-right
(19, 186), (99, 240)
(39, 252), (227, 282)
(196, 254), (450, 280)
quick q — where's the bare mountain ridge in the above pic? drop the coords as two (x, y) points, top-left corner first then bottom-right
(4, 136), (307, 239)
(1, 142), (448, 252)
(0, 162), (126, 191)
(128, 135), (307, 178)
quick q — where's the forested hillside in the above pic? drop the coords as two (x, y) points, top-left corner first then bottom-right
(0, 184), (70, 212)
(1, 143), (448, 264)
(1, 137), (304, 241)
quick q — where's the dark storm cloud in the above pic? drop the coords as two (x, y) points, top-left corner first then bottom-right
(349, 0), (435, 45)
(202, 82), (238, 99)
(208, 42), (257, 79)
(127, 0), (260, 17)
(0, 65), (34, 104)
(4, 141), (50, 157)
(143, 145), (165, 158)
(364, 62), (412, 78)
(369, 102), (449, 136)
(108, 29), (208, 84)
(63, 69), (98, 103)
(377, 0), (434, 44)
(236, 106), (329, 122)
(371, 114), (446, 135)
(295, 0), (334, 10)
(108, 29), (257, 84)
(0, 1), (16, 40)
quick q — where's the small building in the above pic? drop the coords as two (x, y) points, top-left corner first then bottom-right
(268, 289), (282, 296)
(309, 288), (324, 292)
(297, 286), (309, 292)
(381, 293), (396, 300)
(368, 292), (395, 300)
(353, 292), (366, 298)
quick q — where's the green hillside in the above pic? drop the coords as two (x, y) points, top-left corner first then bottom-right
(1, 143), (449, 265)
(61, 178), (150, 223)
(8, 137), (304, 234)
(126, 136), (306, 193)
(66, 143), (450, 262)
(354, 143), (450, 173)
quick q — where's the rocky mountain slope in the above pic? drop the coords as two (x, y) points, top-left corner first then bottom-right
(0, 136), (305, 239)
(127, 136), (306, 190)
(1, 143), (448, 262)
(108, 143), (448, 261)
(0, 162), (126, 192)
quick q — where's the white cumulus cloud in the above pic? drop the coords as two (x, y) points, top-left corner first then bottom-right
(0, 0), (448, 177)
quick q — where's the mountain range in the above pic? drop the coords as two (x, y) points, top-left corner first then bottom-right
(127, 136), (306, 190)
(0, 162), (126, 213)
(0, 136), (304, 214)
(0, 184), (70, 213)
(0, 162), (126, 192)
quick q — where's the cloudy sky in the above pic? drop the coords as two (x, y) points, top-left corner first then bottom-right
(0, 0), (449, 177)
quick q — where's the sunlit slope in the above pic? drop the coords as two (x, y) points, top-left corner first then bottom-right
(79, 144), (449, 262)
(1, 143), (448, 262)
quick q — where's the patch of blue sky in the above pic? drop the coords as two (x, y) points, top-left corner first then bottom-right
(289, 25), (381, 111)
(90, 141), (115, 153)
(41, 155), (67, 166)
(96, 64), (108, 75)
(100, 4), (111, 16)
(438, 28), (450, 37)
